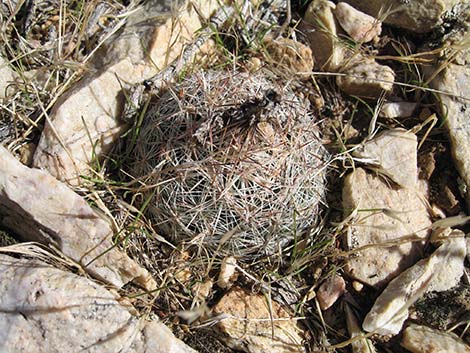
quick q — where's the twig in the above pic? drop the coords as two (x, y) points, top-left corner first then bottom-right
(121, 3), (238, 121)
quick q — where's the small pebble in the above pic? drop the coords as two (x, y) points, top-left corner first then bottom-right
(217, 256), (237, 289)
(317, 275), (346, 311)
(352, 281), (364, 292)
(379, 102), (417, 119)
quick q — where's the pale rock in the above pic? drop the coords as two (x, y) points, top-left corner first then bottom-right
(0, 146), (155, 290)
(337, 58), (395, 98)
(302, 0), (346, 71)
(342, 0), (465, 33)
(363, 231), (466, 335)
(334, 2), (382, 43)
(353, 128), (418, 189)
(0, 254), (196, 353)
(217, 256), (238, 289)
(345, 304), (377, 353)
(352, 281), (364, 292)
(33, 0), (221, 185)
(428, 230), (466, 292)
(379, 102), (417, 119)
(316, 275), (346, 310)
(264, 37), (314, 76)
(213, 286), (306, 353)
(430, 63), (470, 209)
(131, 321), (199, 353)
(343, 168), (431, 288)
(401, 324), (470, 353)
(0, 55), (17, 99)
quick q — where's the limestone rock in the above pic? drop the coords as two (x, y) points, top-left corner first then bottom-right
(0, 146), (155, 290)
(353, 128), (418, 189)
(428, 229), (466, 293)
(131, 321), (199, 353)
(401, 324), (470, 353)
(33, 0), (221, 185)
(264, 37), (314, 76)
(334, 2), (382, 43)
(342, 0), (465, 33)
(316, 275), (346, 311)
(302, 0), (346, 71)
(337, 58), (395, 98)
(217, 256), (238, 289)
(379, 102), (417, 119)
(213, 286), (306, 353)
(0, 55), (17, 99)
(343, 168), (431, 288)
(0, 254), (196, 353)
(363, 231), (466, 335)
(431, 63), (470, 209)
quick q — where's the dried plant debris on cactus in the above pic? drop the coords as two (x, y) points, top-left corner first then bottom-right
(127, 69), (329, 258)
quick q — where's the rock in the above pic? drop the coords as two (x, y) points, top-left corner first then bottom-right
(401, 324), (470, 353)
(422, 232), (466, 290)
(379, 102), (417, 119)
(316, 275), (346, 310)
(363, 230), (466, 335)
(264, 37), (314, 76)
(352, 281), (364, 292)
(430, 62), (470, 209)
(213, 286), (306, 353)
(334, 2), (382, 43)
(337, 58), (395, 98)
(131, 321), (199, 353)
(302, 0), (346, 71)
(217, 256), (238, 289)
(342, 0), (466, 33)
(0, 254), (196, 353)
(0, 55), (17, 99)
(345, 304), (377, 353)
(343, 168), (431, 288)
(0, 146), (155, 290)
(353, 128), (418, 189)
(33, 0), (221, 185)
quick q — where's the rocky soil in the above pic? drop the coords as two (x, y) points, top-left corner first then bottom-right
(1, 0), (470, 352)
